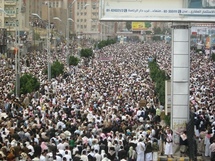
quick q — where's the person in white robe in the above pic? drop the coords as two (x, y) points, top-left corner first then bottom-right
(164, 128), (174, 158)
(136, 138), (146, 161)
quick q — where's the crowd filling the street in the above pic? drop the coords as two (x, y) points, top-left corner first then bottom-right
(0, 41), (214, 161)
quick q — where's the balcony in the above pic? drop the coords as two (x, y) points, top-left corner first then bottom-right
(4, 10), (16, 18)
(4, 14), (16, 18)
(4, 0), (16, 6)
(6, 26), (15, 32)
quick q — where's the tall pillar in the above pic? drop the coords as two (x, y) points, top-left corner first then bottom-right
(171, 22), (190, 132)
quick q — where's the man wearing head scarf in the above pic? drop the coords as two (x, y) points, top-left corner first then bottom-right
(128, 146), (136, 161)
(164, 127), (174, 158)
(101, 154), (110, 161)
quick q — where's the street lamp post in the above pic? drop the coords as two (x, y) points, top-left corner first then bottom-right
(66, 0), (77, 65)
(47, 2), (51, 81)
(100, 22), (110, 41)
(77, 3), (90, 55)
(17, 2), (22, 97)
(91, 19), (100, 50)
(32, 10), (51, 81)
(53, 17), (74, 65)
(31, 13), (42, 53)
(0, 8), (21, 97)
(209, 27), (212, 56)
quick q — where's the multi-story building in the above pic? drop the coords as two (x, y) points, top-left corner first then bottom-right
(28, 0), (115, 41)
(0, 0), (117, 48)
(0, 0), (26, 36)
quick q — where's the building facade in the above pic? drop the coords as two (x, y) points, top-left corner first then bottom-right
(0, 0), (117, 45)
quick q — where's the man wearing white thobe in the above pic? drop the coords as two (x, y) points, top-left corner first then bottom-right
(136, 138), (146, 161)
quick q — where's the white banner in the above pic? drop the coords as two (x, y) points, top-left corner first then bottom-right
(105, 8), (215, 15)
(100, 0), (215, 22)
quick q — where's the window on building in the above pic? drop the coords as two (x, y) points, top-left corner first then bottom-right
(13, 8), (16, 14)
(81, 2), (83, 9)
(92, 2), (97, 9)
(84, 25), (86, 29)
(92, 25), (96, 31)
(77, 2), (80, 9)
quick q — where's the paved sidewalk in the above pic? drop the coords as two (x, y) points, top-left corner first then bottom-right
(159, 152), (211, 161)
(159, 155), (204, 161)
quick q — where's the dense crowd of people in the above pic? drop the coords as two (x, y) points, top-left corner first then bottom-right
(0, 41), (214, 161)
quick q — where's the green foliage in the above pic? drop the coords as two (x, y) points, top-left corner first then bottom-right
(153, 27), (162, 34)
(69, 56), (80, 66)
(212, 53), (215, 61)
(26, 59), (30, 67)
(126, 21), (132, 31)
(51, 60), (64, 78)
(145, 22), (151, 28)
(164, 114), (171, 126)
(33, 32), (40, 40)
(20, 73), (40, 95)
(152, 36), (162, 41)
(145, 31), (152, 35)
(97, 39), (117, 49)
(44, 60), (64, 78)
(149, 60), (170, 106)
(80, 48), (93, 58)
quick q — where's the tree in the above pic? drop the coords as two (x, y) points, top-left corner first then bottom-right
(126, 21), (132, 31)
(33, 30), (40, 41)
(20, 73), (40, 95)
(69, 56), (80, 66)
(212, 53), (215, 61)
(145, 22), (151, 28)
(149, 60), (170, 106)
(44, 60), (64, 78)
(97, 39), (117, 49)
(51, 60), (64, 78)
(80, 48), (93, 58)
(153, 27), (162, 34)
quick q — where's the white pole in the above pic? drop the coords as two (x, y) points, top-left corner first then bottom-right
(100, 23), (102, 41)
(15, 1), (21, 97)
(66, 7), (69, 65)
(15, 21), (18, 97)
(47, 2), (51, 81)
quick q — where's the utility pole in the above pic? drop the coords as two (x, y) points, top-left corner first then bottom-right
(47, 1), (51, 81)
(15, 0), (22, 97)
(66, 5), (70, 66)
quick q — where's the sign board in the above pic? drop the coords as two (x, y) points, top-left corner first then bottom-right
(99, 0), (215, 22)
(132, 22), (146, 31)
(165, 80), (171, 115)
